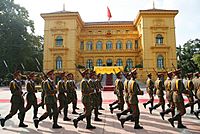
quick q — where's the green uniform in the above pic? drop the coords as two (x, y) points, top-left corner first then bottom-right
(1, 79), (26, 127)
(57, 79), (69, 120)
(154, 78), (165, 111)
(115, 78), (124, 110)
(143, 78), (154, 108)
(184, 79), (195, 113)
(168, 76), (188, 128)
(25, 79), (38, 119)
(38, 80), (45, 108)
(89, 79), (101, 120)
(38, 78), (59, 125)
(81, 78), (93, 117)
(128, 78), (143, 127)
(124, 79), (130, 105)
(95, 79), (103, 109)
(164, 77), (173, 105)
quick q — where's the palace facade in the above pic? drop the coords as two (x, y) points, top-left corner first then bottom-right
(41, 8), (178, 81)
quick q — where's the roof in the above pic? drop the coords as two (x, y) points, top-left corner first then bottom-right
(139, 8), (179, 12)
(85, 21), (133, 26)
(41, 11), (78, 15)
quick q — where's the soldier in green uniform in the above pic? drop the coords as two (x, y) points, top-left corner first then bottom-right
(34, 70), (62, 129)
(116, 72), (132, 120)
(73, 69), (96, 129)
(57, 72), (71, 121)
(110, 71), (124, 114)
(24, 72), (38, 119)
(168, 69), (188, 128)
(89, 71), (102, 121)
(96, 74), (104, 110)
(193, 72), (200, 110)
(0, 70), (28, 127)
(184, 73), (195, 114)
(66, 73), (78, 114)
(143, 73), (154, 109)
(71, 74), (80, 111)
(119, 68), (143, 129)
(149, 73), (165, 114)
(160, 71), (175, 120)
(38, 74), (47, 109)
(194, 72), (200, 119)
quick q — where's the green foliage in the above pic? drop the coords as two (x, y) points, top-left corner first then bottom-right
(0, 0), (43, 78)
(176, 39), (200, 75)
(192, 54), (200, 69)
(135, 64), (143, 68)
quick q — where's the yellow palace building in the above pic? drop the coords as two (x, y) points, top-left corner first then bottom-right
(41, 8), (178, 81)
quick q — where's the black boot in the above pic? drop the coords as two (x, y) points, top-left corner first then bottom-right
(119, 114), (133, 128)
(143, 103), (147, 109)
(19, 122), (28, 127)
(160, 112), (165, 120)
(86, 116), (96, 129)
(168, 114), (180, 128)
(63, 108), (71, 121)
(190, 104), (194, 114)
(34, 118), (39, 128)
(194, 110), (200, 119)
(52, 123), (62, 129)
(116, 110), (129, 120)
(134, 117), (143, 129)
(149, 107), (153, 114)
(177, 117), (187, 129)
(0, 118), (6, 127)
(73, 114), (85, 128)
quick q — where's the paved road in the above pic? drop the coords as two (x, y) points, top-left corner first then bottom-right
(0, 86), (199, 134)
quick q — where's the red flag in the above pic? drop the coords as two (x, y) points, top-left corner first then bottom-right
(107, 6), (112, 20)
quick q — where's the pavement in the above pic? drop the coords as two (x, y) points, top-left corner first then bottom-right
(0, 86), (200, 134)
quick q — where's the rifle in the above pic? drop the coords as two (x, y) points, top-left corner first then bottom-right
(118, 67), (127, 78)
(34, 58), (47, 79)
(172, 63), (176, 70)
(153, 68), (158, 76)
(75, 63), (84, 77)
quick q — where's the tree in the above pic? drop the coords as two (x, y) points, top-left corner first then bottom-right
(192, 54), (200, 70)
(0, 0), (43, 78)
(176, 39), (200, 75)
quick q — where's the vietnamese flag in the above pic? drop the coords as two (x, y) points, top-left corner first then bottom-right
(107, 6), (112, 20)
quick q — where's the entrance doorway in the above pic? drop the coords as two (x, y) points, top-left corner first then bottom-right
(106, 59), (112, 66)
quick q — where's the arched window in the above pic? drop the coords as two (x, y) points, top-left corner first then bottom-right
(56, 56), (62, 69)
(126, 40), (132, 49)
(106, 41), (112, 50)
(156, 34), (163, 45)
(80, 41), (84, 50)
(106, 59), (112, 66)
(86, 59), (93, 68)
(116, 40), (122, 50)
(157, 55), (164, 69)
(96, 59), (103, 66)
(86, 41), (93, 50)
(56, 36), (63, 46)
(126, 59), (133, 68)
(135, 40), (139, 49)
(96, 41), (102, 50)
(116, 59), (123, 66)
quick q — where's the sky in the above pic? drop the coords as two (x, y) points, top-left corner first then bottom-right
(14, 0), (200, 46)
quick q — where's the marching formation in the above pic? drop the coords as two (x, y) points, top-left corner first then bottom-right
(109, 68), (200, 129)
(0, 66), (199, 131)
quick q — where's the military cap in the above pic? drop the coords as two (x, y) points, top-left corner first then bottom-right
(60, 72), (65, 77)
(187, 72), (193, 77)
(90, 70), (96, 77)
(131, 68), (137, 75)
(167, 71), (173, 75)
(29, 72), (35, 78)
(81, 69), (89, 77)
(13, 70), (21, 77)
(66, 72), (73, 77)
(194, 72), (199, 76)
(157, 73), (164, 77)
(47, 69), (54, 76)
(173, 68), (181, 75)
(147, 73), (152, 77)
